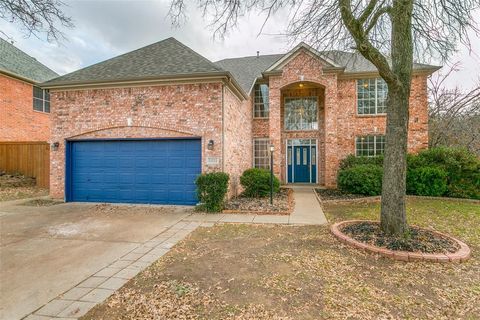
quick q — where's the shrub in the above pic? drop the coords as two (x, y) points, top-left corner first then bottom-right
(337, 164), (383, 196)
(406, 167), (448, 196)
(409, 147), (480, 199)
(195, 172), (229, 212)
(240, 168), (280, 197)
(339, 154), (384, 170)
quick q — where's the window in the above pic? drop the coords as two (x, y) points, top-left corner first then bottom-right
(253, 139), (270, 169)
(284, 97), (318, 130)
(355, 135), (385, 157)
(357, 78), (387, 115)
(33, 86), (50, 113)
(253, 84), (269, 118)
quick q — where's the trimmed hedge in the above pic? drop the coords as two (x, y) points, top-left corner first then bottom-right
(339, 154), (384, 170)
(406, 166), (448, 196)
(195, 172), (229, 212)
(337, 147), (480, 199)
(408, 147), (480, 199)
(240, 168), (280, 197)
(337, 164), (383, 196)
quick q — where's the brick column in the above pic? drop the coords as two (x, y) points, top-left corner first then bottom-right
(269, 77), (282, 179)
(323, 75), (339, 187)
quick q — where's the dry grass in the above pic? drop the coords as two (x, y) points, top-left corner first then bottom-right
(0, 172), (48, 202)
(82, 198), (480, 320)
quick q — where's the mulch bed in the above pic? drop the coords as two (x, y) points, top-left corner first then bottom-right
(341, 221), (460, 254)
(315, 188), (372, 201)
(223, 188), (293, 215)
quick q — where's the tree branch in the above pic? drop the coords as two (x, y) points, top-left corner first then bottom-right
(339, 0), (398, 87)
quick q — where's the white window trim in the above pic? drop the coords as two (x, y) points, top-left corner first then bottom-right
(33, 86), (50, 113)
(355, 135), (385, 157)
(253, 84), (269, 119)
(285, 138), (318, 184)
(356, 78), (387, 116)
(253, 138), (271, 169)
(283, 96), (319, 131)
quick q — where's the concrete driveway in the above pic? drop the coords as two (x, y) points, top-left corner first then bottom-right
(0, 199), (192, 320)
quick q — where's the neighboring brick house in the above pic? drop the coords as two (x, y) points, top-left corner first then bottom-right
(42, 38), (439, 204)
(0, 38), (58, 141)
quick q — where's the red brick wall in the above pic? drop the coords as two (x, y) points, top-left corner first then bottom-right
(281, 86), (326, 184)
(334, 75), (429, 185)
(261, 49), (429, 187)
(223, 86), (252, 196)
(50, 83), (224, 198)
(252, 119), (269, 137)
(0, 74), (50, 141)
(268, 50), (339, 184)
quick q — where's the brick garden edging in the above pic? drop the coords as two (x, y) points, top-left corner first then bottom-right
(222, 188), (295, 216)
(331, 220), (471, 263)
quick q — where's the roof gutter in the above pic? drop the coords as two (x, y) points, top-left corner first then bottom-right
(41, 71), (249, 100)
(337, 66), (442, 79)
(0, 68), (37, 84)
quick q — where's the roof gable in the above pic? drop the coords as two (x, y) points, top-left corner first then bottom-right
(265, 42), (340, 72)
(0, 38), (58, 83)
(42, 38), (225, 86)
(215, 54), (283, 93)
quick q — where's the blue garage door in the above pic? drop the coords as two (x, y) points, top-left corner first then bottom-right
(68, 139), (201, 205)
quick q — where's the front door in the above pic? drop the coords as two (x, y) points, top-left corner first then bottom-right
(287, 139), (317, 183)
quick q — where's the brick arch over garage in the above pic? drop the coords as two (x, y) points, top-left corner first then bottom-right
(66, 126), (196, 140)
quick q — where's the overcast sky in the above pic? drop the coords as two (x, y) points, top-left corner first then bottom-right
(1, 0), (479, 90)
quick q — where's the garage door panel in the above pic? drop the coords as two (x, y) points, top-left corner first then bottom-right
(151, 174), (169, 184)
(69, 139), (201, 205)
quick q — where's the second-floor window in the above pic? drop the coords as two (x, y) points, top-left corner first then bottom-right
(284, 97), (318, 131)
(357, 78), (387, 115)
(254, 84), (269, 118)
(33, 86), (50, 113)
(355, 135), (385, 157)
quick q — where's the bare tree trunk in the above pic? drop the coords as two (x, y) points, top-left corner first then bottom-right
(381, 87), (409, 235)
(380, 0), (414, 236)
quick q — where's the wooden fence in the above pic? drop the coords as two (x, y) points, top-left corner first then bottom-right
(0, 142), (50, 188)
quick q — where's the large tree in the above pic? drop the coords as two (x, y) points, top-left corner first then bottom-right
(170, 0), (479, 236)
(0, 0), (72, 41)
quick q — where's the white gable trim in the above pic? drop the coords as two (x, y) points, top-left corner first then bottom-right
(265, 42), (340, 72)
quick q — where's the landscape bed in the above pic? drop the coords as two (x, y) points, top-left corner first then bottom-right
(223, 188), (294, 215)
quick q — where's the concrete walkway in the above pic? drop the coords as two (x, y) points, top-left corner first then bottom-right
(289, 186), (328, 224)
(185, 186), (328, 225)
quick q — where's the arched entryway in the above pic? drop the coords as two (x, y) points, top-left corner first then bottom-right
(280, 81), (326, 185)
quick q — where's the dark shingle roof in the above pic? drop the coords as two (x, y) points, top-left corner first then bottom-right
(43, 37), (224, 86)
(215, 54), (283, 93)
(216, 50), (439, 94)
(322, 51), (439, 73)
(0, 38), (58, 83)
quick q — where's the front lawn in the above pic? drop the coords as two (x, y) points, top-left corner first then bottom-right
(82, 198), (480, 319)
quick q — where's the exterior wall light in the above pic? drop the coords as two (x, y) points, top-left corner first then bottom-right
(51, 142), (60, 151)
(207, 140), (215, 150)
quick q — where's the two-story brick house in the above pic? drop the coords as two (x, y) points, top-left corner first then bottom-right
(42, 38), (439, 205)
(0, 38), (58, 141)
